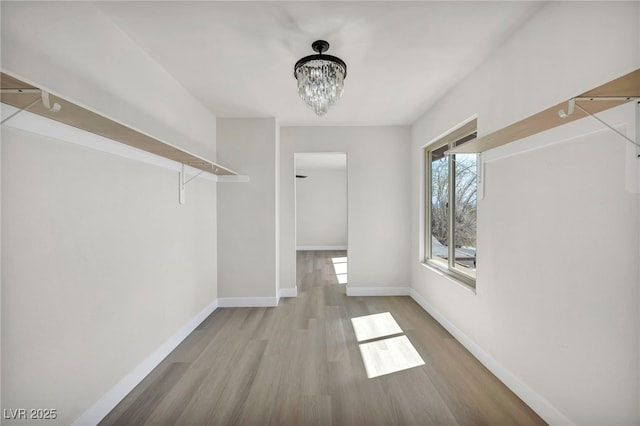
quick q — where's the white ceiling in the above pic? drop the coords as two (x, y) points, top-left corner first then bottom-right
(94, 1), (544, 126)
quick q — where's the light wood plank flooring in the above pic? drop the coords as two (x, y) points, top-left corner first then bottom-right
(100, 250), (546, 425)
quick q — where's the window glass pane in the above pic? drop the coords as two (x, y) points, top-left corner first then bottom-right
(453, 153), (477, 276)
(430, 145), (449, 263)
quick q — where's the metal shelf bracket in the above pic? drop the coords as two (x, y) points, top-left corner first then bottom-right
(179, 163), (205, 205)
(0, 88), (61, 125)
(558, 96), (640, 151)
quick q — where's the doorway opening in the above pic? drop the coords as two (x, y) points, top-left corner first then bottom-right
(294, 152), (347, 286)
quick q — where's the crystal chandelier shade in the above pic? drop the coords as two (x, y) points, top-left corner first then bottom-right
(294, 40), (347, 116)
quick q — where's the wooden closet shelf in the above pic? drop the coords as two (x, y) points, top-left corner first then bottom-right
(448, 68), (640, 154)
(0, 72), (237, 176)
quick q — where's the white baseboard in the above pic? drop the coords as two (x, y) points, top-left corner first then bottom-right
(72, 298), (219, 426)
(217, 297), (279, 307)
(278, 287), (297, 298)
(296, 245), (347, 251)
(408, 289), (572, 426)
(345, 286), (411, 297)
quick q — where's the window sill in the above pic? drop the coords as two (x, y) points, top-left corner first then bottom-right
(420, 261), (477, 294)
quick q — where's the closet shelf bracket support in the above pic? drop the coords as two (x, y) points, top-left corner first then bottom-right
(179, 163), (205, 205)
(558, 96), (640, 151)
(0, 89), (61, 125)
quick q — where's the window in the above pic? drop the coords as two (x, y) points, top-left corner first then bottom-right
(424, 119), (477, 287)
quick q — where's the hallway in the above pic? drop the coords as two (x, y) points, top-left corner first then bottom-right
(101, 251), (545, 425)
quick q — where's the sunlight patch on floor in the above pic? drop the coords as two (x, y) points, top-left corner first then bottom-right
(358, 335), (425, 378)
(351, 312), (425, 378)
(332, 256), (348, 284)
(350, 312), (403, 342)
(333, 262), (347, 275)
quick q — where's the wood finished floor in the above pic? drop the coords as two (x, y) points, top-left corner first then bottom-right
(100, 250), (546, 426)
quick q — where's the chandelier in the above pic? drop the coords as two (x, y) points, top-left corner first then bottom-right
(294, 40), (347, 116)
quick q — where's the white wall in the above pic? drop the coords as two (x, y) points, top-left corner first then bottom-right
(280, 126), (411, 294)
(1, 126), (218, 425)
(217, 118), (279, 301)
(411, 2), (640, 424)
(295, 167), (347, 249)
(1, 3), (221, 423)
(0, 1), (217, 160)
(482, 114), (637, 425)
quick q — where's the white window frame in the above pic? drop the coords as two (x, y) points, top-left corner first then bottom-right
(424, 119), (478, 288)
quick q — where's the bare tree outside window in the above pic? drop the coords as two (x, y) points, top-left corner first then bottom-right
(430, 145), (449, 260)
(452, 154), (477, 270)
